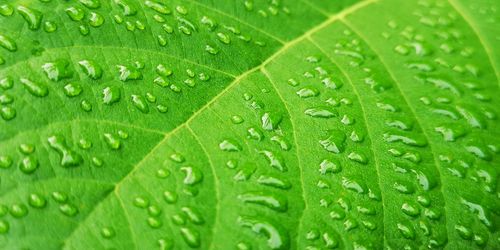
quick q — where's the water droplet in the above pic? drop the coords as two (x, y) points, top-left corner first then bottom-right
(393, 181), (414, 194)
(133, 196), (149, 208)
(102, 86), (121, 105)
(43, 21), (57, 33)
(270, 135), (290, 151)
(28, 193), (47, 208)
(163, 191), (177, 204)
(42, 59), (73, 81)
(383, 132), (427, 147)
(217, 32), (231, 44)
(19, 156), (39, 174)
(342, 177), (366, 194)
(17, 6), (43, 30)
(0, 77), (13, 90)
(261, 112), (282, 131)
(156, 104), (168, 113)
(0, 94), (12, 105)
(247, 127), (263, 141)
(180, 166), (203, 185)
(92, 157), (103, 167)
(181, 207), (204, 225)
(397, 222), (415, 239)
(0, 220), (8, 234)
(219, 139), (242, 152)
(10, 203), (29, 218)
(103, 133), (121, 150)
(63, 82), (83, 97)
(78, 60), (103, 80)
(52, 191), (68, 203)
(117, 65), (142, 81)
(259, 150), (286, 172)
(48, 135), (83, 167)
(156, 64), (173, 77)
(169, 153), (184, 163)
(237, 216), (289, 250)
(0, 4), (14, 16)
(0, 106), (16, 121)
(101, 227), (115, 239)
(296, 87), (318, 98)
(231, 115), (244, 124)
(145, 0), (171, 14)
(0, 34), (17, 52)
(401, 202), (420, 217)
(65, 6), (85, 21)
(238, 192), (287, 212)
(180, 227), (200, 248)
(455, 224), (472, 240)
(319, 159), (341, 174)
(304, 107), (337, 118)
(21, 78), (48, 97)
(131, 94), (149, 113)
(257, 175), (291, 190)
(0, 156), (12, 168)
(175, 6), (188, 15)
(81, 100), (92, 111)
(59, 203), (78, 217)
(115, 0), (137, 16)
(200, 16), (217, 31)
(319, 130), (345, 153)
(347, 152), (367, 164)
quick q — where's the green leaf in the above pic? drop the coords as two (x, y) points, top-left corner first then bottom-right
(0, 0), (498, 249)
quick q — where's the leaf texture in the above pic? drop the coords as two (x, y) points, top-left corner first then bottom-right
(0, 0), (498, 249)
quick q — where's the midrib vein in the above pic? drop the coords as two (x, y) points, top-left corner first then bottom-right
(62, 0), (377, 246)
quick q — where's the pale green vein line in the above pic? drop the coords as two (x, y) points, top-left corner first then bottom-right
(0, 178), (113, 199)
(341, 19), (451, 246)
(184, 0), (286, 44)
(186, 124), (221, 250)
(0, 118), (166, 144)
(114, 193), (139, 250)
(298, 0), (331, 17)
(261, 67), (307, 248)
(447, 0), (500, 87)
(307, 36), (387, 247)
(0, 44), (236, 78)
(63, 197), (117, 249)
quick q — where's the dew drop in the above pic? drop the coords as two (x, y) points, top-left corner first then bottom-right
(319, 130), (346, 153)
(103, 133), (121, 150)
(79, 60), (103, 80)
(17, 6), (43, 30)
(41, 59), (73, 82)
(19, 156), (39, 174)
(131, 94), (149, 113)
(28, 193), (47, 208)
(0, 106), (16, 121)
(180, 227), (200, 248)
(63, 82), (83, 97)
(48, 135), (83, 167)
(0, 34), (17, 52)
(102, 86), (121, 105)
(20, 78), (48, 97)
(59, 203), (78, 217)
(0, 156), (13, 169)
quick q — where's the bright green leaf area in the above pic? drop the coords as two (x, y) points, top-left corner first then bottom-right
(0, 0), (498, 249)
